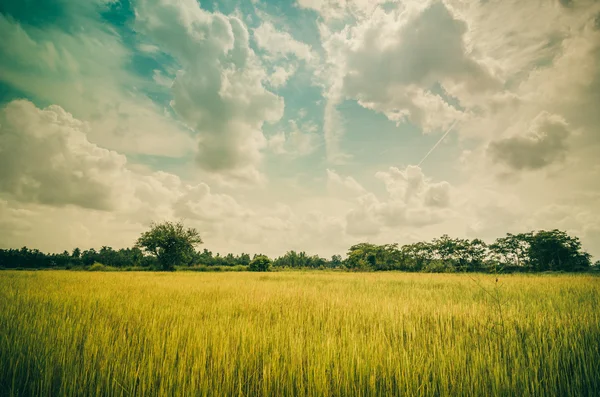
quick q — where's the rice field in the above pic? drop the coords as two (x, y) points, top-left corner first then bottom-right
(0, 271), (599, 396)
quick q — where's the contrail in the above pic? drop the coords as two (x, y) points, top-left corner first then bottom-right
(418, 119), (459, 167)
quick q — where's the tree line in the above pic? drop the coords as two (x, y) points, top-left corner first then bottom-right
(0, 222), (596, 272)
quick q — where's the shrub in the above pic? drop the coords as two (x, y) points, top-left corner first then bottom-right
(249, 255), (271, 272)
(88, 263), (116, 272)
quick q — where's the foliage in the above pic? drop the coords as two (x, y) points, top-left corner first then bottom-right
(272, 251), (329, 269)
(249, 255), (271, 272)
(528, 229), (591, 271)
(136, 221), (202, 271)
(346, 243), (402, 271)
(0, 228), (593, 273)
(88, 263), (116, 272)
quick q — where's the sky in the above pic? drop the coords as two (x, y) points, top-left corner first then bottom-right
(0, 0), (599, 259)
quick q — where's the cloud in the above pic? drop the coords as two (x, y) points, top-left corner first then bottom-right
(0, 100), (246, 227)
(135, 0), (284, 180)
(253, 22), (314, 62)
(316, 1), (499, 162)
(488, 112), (571, 171)
(173, 183), (250, 222)
(0, 100), (348, 257)
(296, 0), (383, 21)
(0, 100), (126, 210)
(340, 165), (453, 236)
(267, 120), (320, 157)
(326, 169), (366, 197)
(0, 13), (195, 158)
(267, 64), (297, 88)
(341, 2), (498, 131)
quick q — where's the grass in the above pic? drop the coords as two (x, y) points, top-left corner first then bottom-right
(0, 271), (599, 396)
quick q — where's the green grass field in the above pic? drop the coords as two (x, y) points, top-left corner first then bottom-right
(1, 271), (599, 396)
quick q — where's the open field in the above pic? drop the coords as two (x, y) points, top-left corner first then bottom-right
(1, 271), (599, 396)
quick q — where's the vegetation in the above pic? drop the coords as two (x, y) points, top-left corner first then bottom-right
(0, 271), (599, 395)
(136, 221), (203, 271)
(0, 228), (594, 273)
(248, 255), (272, 272)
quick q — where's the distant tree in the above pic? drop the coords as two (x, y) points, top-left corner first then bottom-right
(81, 249), (98, 266)
(329, 254), (343, 268)
(401, 242), (433, 271)
(489, 233), (532, 268)
(238, 253), (251, 267)
(528, 230), (591, 271)
(465, 239), (488, 271)
(346, 243), (401, 271)
(72, 248), (81, 258)
(249, 255), (271, 272)
(136, 221), (202, 271)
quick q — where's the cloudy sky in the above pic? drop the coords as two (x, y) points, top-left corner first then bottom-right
(1, 0), (599, 258)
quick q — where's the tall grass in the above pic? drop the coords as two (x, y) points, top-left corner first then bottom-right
(1, 271), (599, 396)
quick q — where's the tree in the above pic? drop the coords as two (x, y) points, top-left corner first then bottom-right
(329, 254), (343, 268)
(489, 233), (532, 268)
(249, 255), (271, 272)
(528, 229), (591, 271)
(136, 221), (202, 271)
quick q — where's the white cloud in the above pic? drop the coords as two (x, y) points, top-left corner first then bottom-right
(0, 100), (126, 210)
(135, 0), (284, 180)
(267, 120), (320, 157)
(296, 0), (385, 22)
(0, 13), (195, 158)
(268, 64), (297, 88)
(326, 169), (366, 197)
(339, 165), (454, 236)
(316, 1), (500, 162)
(341, 2), (498, 130)
(0, 99), (246, 234)
(253, 22), (314, 61)
(267, 132), (287, 154)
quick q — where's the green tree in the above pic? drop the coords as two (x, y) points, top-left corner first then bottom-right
(136, 221), (202, 271)
(528, 229), (591, 271)
(249, 255), (271, 272)
(329, 254), (343, 268)
(489, 233), (532, 268)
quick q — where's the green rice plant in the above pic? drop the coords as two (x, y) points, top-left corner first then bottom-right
(0, 271), (598, 396)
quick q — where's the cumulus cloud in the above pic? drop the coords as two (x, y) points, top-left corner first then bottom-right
(317, 1), (500, 162)
(0, 100), (351, 257)
(341, 2), (498, 130)
(0, 100), (246, 228)
(267, 64), (297, 88)
(135, 0), (284, 180)
(0, 100), (126, 210)
(326, 169), (366, 197)
(173, 183), (250, 222)
(340, 165), (453, 236)
(253, 22), (314, 61)
(0, 13), (195, 158)
(488, 112), (571, 171)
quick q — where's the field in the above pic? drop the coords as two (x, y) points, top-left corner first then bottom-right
(1, 271), (599, 396)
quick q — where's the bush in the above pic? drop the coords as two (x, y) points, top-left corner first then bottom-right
(422, 260), (455, 273)
(88, 263), (116, 272)
(249, 255), (271, 272)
